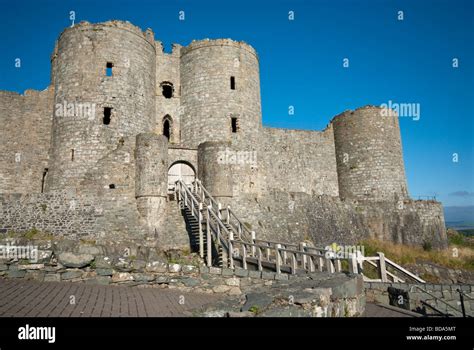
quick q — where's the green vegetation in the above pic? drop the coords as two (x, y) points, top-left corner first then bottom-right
(360, 232), (474, 272)
(248, 306), (260, 314)
(16, 228), (54, 241)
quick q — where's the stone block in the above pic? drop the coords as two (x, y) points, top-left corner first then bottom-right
(58, 252), (94, 268)
(234, 268), (248, 277)
(61, 270), (83, 280)
(262, 272), (275, 280)
(168, 263), (181, 273)
(248, 270), (261, 279)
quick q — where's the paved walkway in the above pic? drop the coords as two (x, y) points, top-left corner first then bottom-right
(0, 279), (219, 317)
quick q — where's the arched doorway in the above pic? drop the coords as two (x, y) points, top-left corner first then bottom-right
(167, 161), (196, 194)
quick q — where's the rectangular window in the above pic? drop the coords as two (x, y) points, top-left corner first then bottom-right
(106, 62), (113, 77)
(231, 117), (238, 133)
(103, 107), (112, 125)
(71, 149), (75, 161)
(230, 76), (236, 90)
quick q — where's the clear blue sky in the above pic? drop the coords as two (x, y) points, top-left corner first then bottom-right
(0, 0), (473, 207)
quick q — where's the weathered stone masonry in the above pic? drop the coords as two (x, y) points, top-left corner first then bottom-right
(0, 20), (446, 250)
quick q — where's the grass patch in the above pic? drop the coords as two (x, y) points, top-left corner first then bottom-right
(359, 234), (474, 272)
(19, 228), (54, 241)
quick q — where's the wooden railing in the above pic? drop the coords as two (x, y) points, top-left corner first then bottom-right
(357, 252), (425, 283)
(176, 179), (424, 283)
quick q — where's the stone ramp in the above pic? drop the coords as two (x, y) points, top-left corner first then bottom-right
(363, 303), (420, 317)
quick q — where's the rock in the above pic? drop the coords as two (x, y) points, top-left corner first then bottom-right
(275, 273), (289, 281)
(262, 272), (275, 280)
(242, 292), (274, 312)
(113, 258), (133, 272)
(77, 245), (102, 256)
(155, 276), (169, 284)
(44, 265), (63, 272)
(8, 270), (26, 278)
(25, 271), (45, 282)
(18, 264), (44, 270)
(132, 273), (155, 282)
(36, 250), (53, 263)
(44, 273), (61, 282)
(248, 271), (261, 279)
(227, 311), (254, 317)
(112, 272), (133, 283)
(96, 268), (114, 276)
(235, 268), (248, 277)
(146, 261), (168, 273)
(228, 287), (241, 295)
(58, 252), (94, 268)
(212, 285), (231, 293)
(209, 267), (222, 275)
(225, 277), (240, 287)
(61, 270), (83, 280)
(168, 263), (181, 273)
(260, 307), (313, 317)
(222, 268), (234, 276)
(201, 310), (227, 317)
(131, 259), (147, 272)
(95, 256), (113, 269)
(182, 265), (198, 274)
(182, 277), (200, 287)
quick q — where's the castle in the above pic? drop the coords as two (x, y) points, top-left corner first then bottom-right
(0, 21), (447, 250)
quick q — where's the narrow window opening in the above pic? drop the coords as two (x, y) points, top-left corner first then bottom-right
(41, 168), (48, 193)
(163, 119), (171, 140)
(109, 184), (116, 189)
(230, 76), (236, 90)
(231, 117), (238, 133)
(106, 62), (113, 77)
(71, 149), (75, 161)
(103, 107), (112, 125)
(161, 82), (173, 98)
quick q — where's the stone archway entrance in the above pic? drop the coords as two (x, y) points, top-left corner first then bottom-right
(167, 161), (196, 194)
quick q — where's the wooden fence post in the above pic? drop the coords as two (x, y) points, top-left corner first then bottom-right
(199, 203), (204, 258)
(378, 252), (387, 282)
(206, 207), (212, 267)
(275, 244), (281, 274)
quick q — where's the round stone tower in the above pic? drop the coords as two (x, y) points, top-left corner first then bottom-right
(332, 106), (408, 201)
(135, 133), (168, 233)
(198, 141), (233, 200)
(180, 39), (262, 149)
(46, 21), (156, 191)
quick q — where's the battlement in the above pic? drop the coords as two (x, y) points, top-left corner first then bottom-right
(57, 20), (156, 49)
(181, 38), (258, 59)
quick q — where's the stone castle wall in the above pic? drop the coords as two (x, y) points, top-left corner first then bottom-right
(0, 89), (54, 194)
(0, 20), (447, 251)
(229, 192), (447, 249)
(0, 191), (146, 239)
(258, 125), (339, 196)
